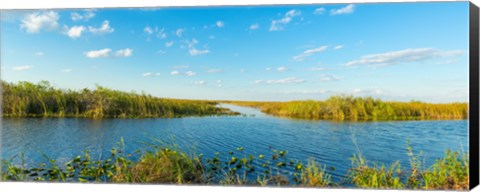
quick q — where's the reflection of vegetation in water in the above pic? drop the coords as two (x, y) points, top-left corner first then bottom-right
(226, 95), (467, 121)
(2, 81), (238, 118)
(0, 139), (469, 190)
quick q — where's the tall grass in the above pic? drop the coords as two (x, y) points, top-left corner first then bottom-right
(347, 146), (469, 190)
(2, 81), (237, 118)
(348, 154), (404, 189)
(113, 147), (206, 184)
(227, 95), (467, 120)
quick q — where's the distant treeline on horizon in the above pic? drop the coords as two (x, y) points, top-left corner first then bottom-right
(1, 80), (468, 120)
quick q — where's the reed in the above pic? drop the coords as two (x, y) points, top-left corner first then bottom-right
(2, 81), (238, 118)
(347, 145), (469, 190)
(227, 95), (467, 121)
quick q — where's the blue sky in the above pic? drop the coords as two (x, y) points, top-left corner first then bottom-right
(1, 2), (470, 102)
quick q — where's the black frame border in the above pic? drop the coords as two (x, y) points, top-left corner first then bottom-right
(469, 2), (479, 190)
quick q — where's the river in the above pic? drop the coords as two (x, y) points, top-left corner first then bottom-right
(0, 104), (468, 182)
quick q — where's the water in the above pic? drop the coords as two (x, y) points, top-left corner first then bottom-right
(0, 104), (469, 182)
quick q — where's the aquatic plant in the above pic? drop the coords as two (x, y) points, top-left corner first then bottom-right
(0, 142), (469, 190)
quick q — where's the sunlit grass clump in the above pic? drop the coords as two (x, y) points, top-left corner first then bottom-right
(113, 147), (206, 184)
(2, 81), (238, 118)
(347, 145), (469, 190)
(348, 154), (404, 189)
(227, 95), (467, 121)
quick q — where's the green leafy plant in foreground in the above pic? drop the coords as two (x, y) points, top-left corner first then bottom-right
(347, 143), (469, 190)
(0, 142), (469, 190)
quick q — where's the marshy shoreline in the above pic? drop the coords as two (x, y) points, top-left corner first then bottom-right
(0, 140), (469, 190)
(0, 80), (470, 190)
(2, 80), (468, 121)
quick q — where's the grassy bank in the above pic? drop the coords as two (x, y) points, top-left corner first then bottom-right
(0, 142), (469, 190)
(226, 96), (468, 121)
(2, 81), (238, 118)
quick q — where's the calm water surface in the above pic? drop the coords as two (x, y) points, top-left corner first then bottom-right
(1, 104), (468, 181)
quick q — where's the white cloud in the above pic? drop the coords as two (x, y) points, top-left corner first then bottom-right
(185, 39), (209, 56)
(334, 45), (344, 50)
(189, 48), (209, 56)
(185, 71), (196, 76)
(139, 7), (162, 11)
(240, 69), (245, 73)
(71, 10), (95, 21)
(216, 21), (224, 28)
(216, 80), (222, 84)
(12, 65), (33, 71)
(61, 68), (72, 73)
(277, 66), (287, 72)
(270, 9), (301, 31)
(156, 28), (167, 39)
(194, 80), (206, 85)
(166, 41), (174, 47)
(207, 68), (222, 73)
(293, 46), (328, 61)
(64, 25), (86, 39)
(217, 84), (222, 88)
(71, 13), (83, 21)
(144, 26), (166, 38)
(176, 28), (184, 37)
(252, 80), (264, 84)
(142, 72), (160, 77)
(319, 74), (342, 82)
(209, 35), (215, 39)
(304, 46), (328, 54)
(88, 20), (114, 34)
(352, 88), (384, 95)
(249, 23), (259, 30)
(265, 67), (272, 71)
(21, 11), (59, 33)
(172, 65), (189, 69)
(144, 26), (154, 34)
(284, 89), (327, 94)
(115, 48), (133, 57)
(313, 7), (326, 15)
(34, 52), (44, 56)
(344, 48), (464, 67)
(170, 70), (196, 76)
(170, 70), (180, 75)
(437, 59), (459, 65)
(85, 48), (111, 58)
(330, 4), (355, 15)
(310, 67), (331, 71)
(255, 77), (306, 84)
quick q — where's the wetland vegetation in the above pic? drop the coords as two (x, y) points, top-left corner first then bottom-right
(226, 96), (468, 121)
(2, 81), (238, 118)
(2, 80), (468, 121)
(0, 140), (469, 190)
(0, 81), (470, 190)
